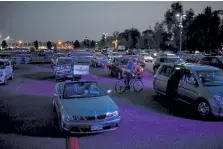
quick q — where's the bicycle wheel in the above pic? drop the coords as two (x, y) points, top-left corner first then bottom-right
(115, 80), (126, 94)
(133, 79), (144, 93)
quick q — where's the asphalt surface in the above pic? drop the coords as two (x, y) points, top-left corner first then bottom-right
(0, 61), (223, 149)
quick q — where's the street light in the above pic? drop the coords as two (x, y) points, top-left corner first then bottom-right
(103, 33), (107, 39)
(176, 14), (186, 54)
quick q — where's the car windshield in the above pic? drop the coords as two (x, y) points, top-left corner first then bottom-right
(196, 70), (223, 86)
(57, 59), (73, 65)
(63, 82), (106, 98)
(0, 61), (6, 69)
(165, 58), (184, 63)
(120, 59), (129, 65)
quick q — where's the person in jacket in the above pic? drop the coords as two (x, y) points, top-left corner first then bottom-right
(166, 67), (183, 99)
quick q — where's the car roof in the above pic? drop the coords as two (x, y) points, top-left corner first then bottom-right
(161, 63), (220, 71)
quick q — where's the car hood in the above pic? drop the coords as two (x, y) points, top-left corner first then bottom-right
(207, 86), (223, 96)
(61, 95), (118, 116)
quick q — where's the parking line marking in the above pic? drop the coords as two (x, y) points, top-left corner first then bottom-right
(16, 80), (24, 91)
(67, 137), (79, 149)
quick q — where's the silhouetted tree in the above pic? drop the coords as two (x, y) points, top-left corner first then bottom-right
(90, 40), (96, 48)
(74, 40), (80, 48)
(112, 31), (119, 39)
(46, 41), (52, 49)
(34, 40), (39, 50)
(186, 7), (223, 52)
(1, 40), (8, 49)
(129, 28), (141, 48)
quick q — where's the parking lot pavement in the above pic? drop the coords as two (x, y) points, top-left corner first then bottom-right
(0, 91), (67, 149)
(0, 64), (223, 149)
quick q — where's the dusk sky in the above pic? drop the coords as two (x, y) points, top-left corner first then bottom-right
(0, 1), (223, 42)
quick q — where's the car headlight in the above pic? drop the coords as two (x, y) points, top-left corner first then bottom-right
(214, 95), (223, 104)
(106, 111), (119, 117)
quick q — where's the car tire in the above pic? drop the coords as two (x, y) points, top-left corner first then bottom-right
(110, 69), (113, 76)
(9, 74), (13, 80)
(196, 100), (211, 118)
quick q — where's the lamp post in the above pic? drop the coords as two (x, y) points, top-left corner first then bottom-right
(176, 14), (186, 55)
(103, 33), (107, 48)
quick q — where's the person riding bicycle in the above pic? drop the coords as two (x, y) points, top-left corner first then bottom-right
(124, 59), (137, 89)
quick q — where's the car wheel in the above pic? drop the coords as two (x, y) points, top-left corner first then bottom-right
(9, 74), (13, 80)
(58, 116), (65, 132)
(197, 100), (211, 118)
(110, 69), (113, 76)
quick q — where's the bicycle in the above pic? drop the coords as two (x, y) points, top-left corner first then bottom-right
(115, 72), (144, 94)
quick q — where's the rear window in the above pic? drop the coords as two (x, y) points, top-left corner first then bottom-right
(57, 59), (73, 65)
(159, 65), (173, 76)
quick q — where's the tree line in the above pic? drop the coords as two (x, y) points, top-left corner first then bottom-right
(0, 39), (97, 50)
(1, 2), (223, 53)
(100, 2), (223, 53)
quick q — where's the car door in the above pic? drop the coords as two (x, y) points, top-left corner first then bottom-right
(54, 83), (63, 112)
(5, 61), (10, 78)
(178, 69), (199, 104)
(154, 65), (172, 94)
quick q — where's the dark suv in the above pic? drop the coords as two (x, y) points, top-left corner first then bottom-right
(198, 56), (223, 70)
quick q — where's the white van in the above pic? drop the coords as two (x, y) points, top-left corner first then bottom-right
(0, 59), (13, 85)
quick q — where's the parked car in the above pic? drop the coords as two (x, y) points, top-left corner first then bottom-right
(95, 49), (101, 52)
(108, 52), (122, 59)
(125, 49), (135, 55)
(54, 57), (82, 82)
(38, 51), (46, 56)
(0, 53), (16, 68)
(153, 63), (223, 118)
(186, 54), (204, 63)
(153, 56), (185, 73)
(198, 56), (223, 70)
(51, 53), (67, 66)
(139, 53), (153, 62)
(53, 80), (120, 133)
(102, 49), (109, 55)
(108, 57), (144, 79)
(0, 59), (13, 84)
(16, 54), (31, 64)
(91, 55), (111, 67)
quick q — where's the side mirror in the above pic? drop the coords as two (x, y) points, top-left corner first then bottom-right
(107, 90), (112, 94)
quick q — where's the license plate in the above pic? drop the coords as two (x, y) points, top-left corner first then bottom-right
(67, 75), (73, 77)
(91, 124), (103, 131)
